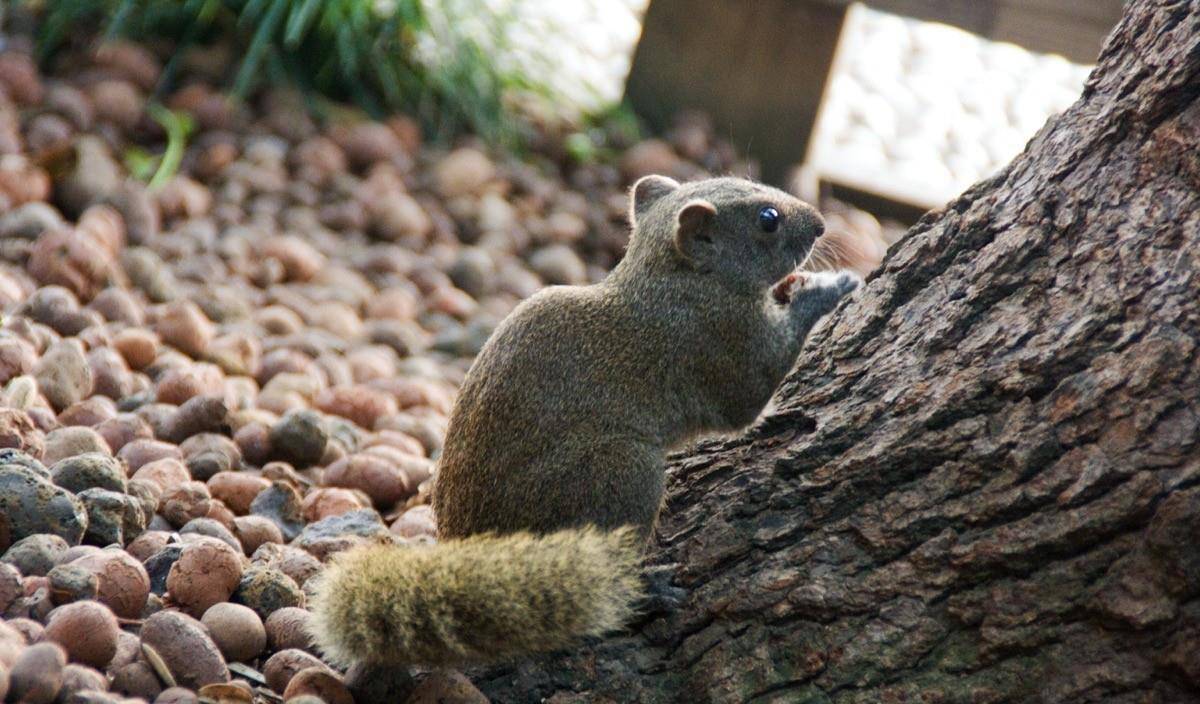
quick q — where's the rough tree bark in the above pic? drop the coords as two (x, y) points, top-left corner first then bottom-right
(477, 1), (1200, 702)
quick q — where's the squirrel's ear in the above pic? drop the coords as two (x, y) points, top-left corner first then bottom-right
(629, 175), (681, 227)
(674, 199), (718, 266)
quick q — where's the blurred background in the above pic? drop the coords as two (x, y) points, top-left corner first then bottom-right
(1, 0), (1119, 276)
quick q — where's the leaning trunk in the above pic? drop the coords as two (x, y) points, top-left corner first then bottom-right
(476, 1), (1200, 702)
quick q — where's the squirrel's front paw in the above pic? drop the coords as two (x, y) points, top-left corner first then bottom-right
(773, 270), (861, 304)
(829, 270), (862, 297)
(805, 270), (861, 298)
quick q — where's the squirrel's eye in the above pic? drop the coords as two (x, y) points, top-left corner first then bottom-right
(758, 206), (781, 233)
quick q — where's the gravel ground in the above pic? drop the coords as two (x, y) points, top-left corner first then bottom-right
(0, 28), (897, 704)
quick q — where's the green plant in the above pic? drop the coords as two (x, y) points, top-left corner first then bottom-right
(562, 102), (645, 166)
(28, 0), (551, 148)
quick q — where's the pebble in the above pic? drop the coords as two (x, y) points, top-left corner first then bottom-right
(178, 518), (242, 553)
(165, 537), (243, 618)
(264, 606), (315, 653)
(3, 533), (70, 576)
(268, 410), (327, 469)
(0, 407), (45, 458)
(200, 602), (265, 662)
(294, 509), (389, 547)
(249, 481), (306, 541)
(231, 515), (282, 555)
(59, 664), (108, 701)
(43, 427), (112, 466)
(47, 563), (99, 604)
(207, 472), (269, 515)
(139, 610), (230, 689)
(232, 566), (304, 618)
(251, 544), (322, 589)
(283, 667), (354, 704)
(77, 488), (145, 546)
(407, 669), (489, 704)
(434, 148), (496, 198)
(322, 453), (412, 508)
(69, 549), (149, 619)
(8, 642), (67, 704)
(154, 301), (214, 360)
(42, 600), (120, 669)
(34, 339), (94, 411)
(0, 463), (88, 549)
(51, 453), (127, 494)
(263, 649), (328, 694)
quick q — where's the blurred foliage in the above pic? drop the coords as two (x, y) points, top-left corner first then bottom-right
(26, 0), (556, 147)
(122, 105), (194, 187)
(563, 102), (643, 165)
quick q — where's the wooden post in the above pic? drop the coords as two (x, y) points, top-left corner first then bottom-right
(624, 0), (848, 184)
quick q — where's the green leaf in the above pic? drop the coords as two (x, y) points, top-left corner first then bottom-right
(284, 0), (323, 48)
(231, 0), (288, 98)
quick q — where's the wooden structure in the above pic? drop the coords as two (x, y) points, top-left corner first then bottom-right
(625, 0), (1126, 187)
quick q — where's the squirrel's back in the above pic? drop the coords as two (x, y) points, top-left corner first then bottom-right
(436, 283), (680, 539)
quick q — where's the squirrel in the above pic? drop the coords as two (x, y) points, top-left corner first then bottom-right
(310, 175), (861, 668)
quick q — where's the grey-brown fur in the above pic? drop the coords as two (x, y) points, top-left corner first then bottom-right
(310, 175), (859, 668)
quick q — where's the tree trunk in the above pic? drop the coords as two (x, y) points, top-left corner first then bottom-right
(477, 1), (1200, 701)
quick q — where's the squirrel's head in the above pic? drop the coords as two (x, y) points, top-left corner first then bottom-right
(623, 175), (825, 295)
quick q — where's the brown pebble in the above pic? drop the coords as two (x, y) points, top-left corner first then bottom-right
(112, 329), (159, 370)
(95, 413), (153, 454)
(323, 454), (412, 509)
(42, 600), (120, 669)
(232, 515), (283, 555)
(313, 385), (396, 431)
(129, 456), (190, 491)
(139, 610), (229, 690)
(9, 642), (67, 704)
(125, 531), (173, 563)
(166, 536), (244, 618)
(201, 602), (266, 663)
(390, 505), (437, 539)
(34, 339), (95, 411)
(155, 301), (214, 359)
(155, 363), (224, 405)
(207, 472), (269, 515)
(70, 549), (150, 619)
(264, 606), (315, 653)
(58, 396), (118, 427)
(59, 663), (108, 700)
(0, 407), (45, 458)
(89, 288), (144, 326)
(263, 649), (329, 694)
(120, 441), (184, 475)
(301, 488), (368, 522)
(154, 687), (200, 704)
(42, 426), (112, 465)
(283, 667), (353, 704)
(110, 660), (163, 700)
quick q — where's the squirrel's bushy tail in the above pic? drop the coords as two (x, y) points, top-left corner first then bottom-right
(308, 527), (645, 667)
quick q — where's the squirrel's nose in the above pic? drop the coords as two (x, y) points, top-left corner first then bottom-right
(812, 220), (825, 238)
